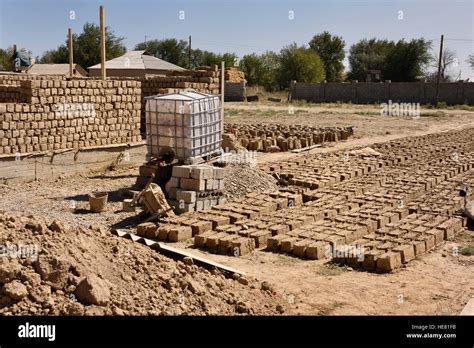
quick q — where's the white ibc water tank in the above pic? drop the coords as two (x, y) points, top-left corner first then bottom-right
(145, 92), (222, 161)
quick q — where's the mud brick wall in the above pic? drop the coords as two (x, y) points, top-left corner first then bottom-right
(0, 83), (30, 103)
(0, 79), (142, 155)
(291, 81), (474, 105)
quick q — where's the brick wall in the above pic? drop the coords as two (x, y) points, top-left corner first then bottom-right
(290, 81), (474, 105)
(0, 78), (141, 155)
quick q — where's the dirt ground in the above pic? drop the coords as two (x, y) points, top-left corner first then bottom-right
(1, 103), (473, 315)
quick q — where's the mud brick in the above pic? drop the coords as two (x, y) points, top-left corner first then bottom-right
(181, 178), (205, 191)
(280, 237), (300, 253)
(136, 222), (155, 237)
(202, 214), (230, 228)
(410, 240), (426, 256)
(176, 190), (196, 203)
(250, 230), (272, 248)
(227, 226), (242, 234)
(194, 231), (216, 247)
(416, 234), (435, 251)
(387, 229), (405, 238)
(145, 224), (159, 239)
(218, 234), (240, 254)
(412, 226), (428, 234)
(158, 225), (174, 241)
(287, 194), (303, 207)
(231, 237), (255, 256)
(172, 165), (192, 178)
(362, 249), (383, 270)
(205, 232), (228, 249)
(376, 251), (401, 272)
(393, 244), (415, 263)
(376, 215), (390, 229)
(168, 226), (192, 242)
(324, 234), (345, 247)
(335, 229), (356, 244)
(425, 228), (444, 245)
(225, 212), (245, 223)
(287, 219), (304, 230)
(346, 247), (365, 268)
(292, 239), (314, 258)
(237, 228), (257, 238)
(269, 224), (290, 236)
(190, 166), (214, 180)
(191, 220), (213, 235)
(438, 220), (455, 240)
(216, 224), (234, 232)
(305, 241), (327, 259)
(267, 234), (289, 251)
(402, 232), (420, 240)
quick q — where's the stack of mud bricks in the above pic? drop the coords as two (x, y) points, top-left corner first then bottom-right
(0, 75), (142, 155)
(337, 213), (464, 273)
(140, 65), (245, 111)
(166, 164), (226, 213)
(224, 123), (352, 152)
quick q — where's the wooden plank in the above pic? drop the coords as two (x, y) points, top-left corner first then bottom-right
(291, 144), (322, 153)
(460, 297), (474, 315)
(112, 229), (244, 275)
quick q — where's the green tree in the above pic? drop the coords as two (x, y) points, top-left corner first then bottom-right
(277, 43), (325, 89)
(135, 38), (188, 67)
(467, 54), (474, 70)
(239, 51), (279, 90)
(309, 31), (345, 81)
(40, 22), (126, 69)
(383, 39), (432, 81)
(0, 46), (15, 71)
(347, 39), (394, 81)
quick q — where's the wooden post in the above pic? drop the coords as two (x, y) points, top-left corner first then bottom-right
(221, 61), (225, 122)
(100, 5), (106, 80)
(188, 35), (192, 69)
(68, 28), (73, 77)
(435, 34), (444, 104)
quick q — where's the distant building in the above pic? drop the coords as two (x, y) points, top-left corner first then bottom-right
(366, 69), (382, 82)
(88, 50), (186, 78)
(26, 63), (88, 77)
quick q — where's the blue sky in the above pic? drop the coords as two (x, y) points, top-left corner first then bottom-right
(1, 0), (473, 78)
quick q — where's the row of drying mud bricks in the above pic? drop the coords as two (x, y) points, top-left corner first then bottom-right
(339, 214), (464, 272)
(135, 191), (301, 246)
(236, 131), (350, 152)
(0, 79), (142, 154)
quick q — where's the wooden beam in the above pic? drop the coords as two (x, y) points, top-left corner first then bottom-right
(112, 229), (245, 275)
(68, 28), (73, 77)
(99, 5), (106, 80)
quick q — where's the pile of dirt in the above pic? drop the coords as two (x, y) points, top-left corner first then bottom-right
(0, 212), (285, 316)
(223, 163), (279, 199)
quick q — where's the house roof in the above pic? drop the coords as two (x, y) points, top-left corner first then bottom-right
(88, 50), (186, 71)
(26, 63), (88, 76)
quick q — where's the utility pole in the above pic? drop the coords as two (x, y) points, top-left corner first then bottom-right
(99, 5), (106, 80)
(188, 35), (192, 69)
(145, 35), (149, 48)
(68, 28), (73, 77)
(435, 34), (444, 104)
(220, 61), (225, 123)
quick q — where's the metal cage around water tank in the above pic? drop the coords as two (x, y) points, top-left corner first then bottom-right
(145, 92), (223, 162)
